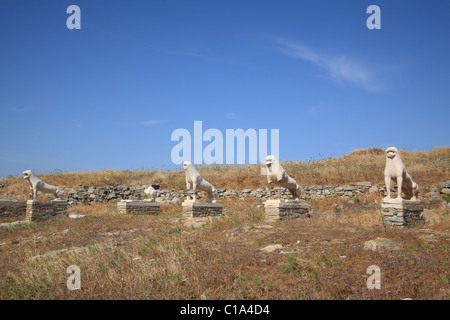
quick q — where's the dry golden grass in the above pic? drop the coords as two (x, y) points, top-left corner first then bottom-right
(1, 147), (449, 198)
(0, 197), (449, 300)
(0, 147), (449, 300)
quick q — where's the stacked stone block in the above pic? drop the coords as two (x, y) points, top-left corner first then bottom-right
(264, 200), (309, 222)
(381, 201), (424, 228)
(26, 200), (68, 222)
(182, 200), (223, 218)
(0, 200), (27, 218)
(117, 200), (160, 215)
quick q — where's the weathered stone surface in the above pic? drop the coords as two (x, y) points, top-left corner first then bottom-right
(182, 200), (223, 217)
(383, 147), (420, 202)
(0, 200), (27, 218)
(363, 238), (402, 251)
(62, 182), (389, 206)
(31, 246), (89, 261)
(26, 200), (68, 222)
(183, 161), (217, 202)
(381, 200), (424, 228)
(117, 200), (160, 215)
(264, 199), (309, 222)
(0, 220), (32, 228)
(23, 170), (64, 200)
(264, 155), (302, 199)
(259, 244), (283, 253)
(369, 186), (379, 194)
(68, 212), (86, 219)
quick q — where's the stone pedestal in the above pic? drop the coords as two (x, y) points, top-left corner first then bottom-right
(181, 199), (223, 227)
(182, 199), (223, 217)
(264, 199), (309, 222)
(26, 200), (68, 222)
(0, 200), (27, 218)
(117, 200), (160, 215)
(381, 200), (424, 228)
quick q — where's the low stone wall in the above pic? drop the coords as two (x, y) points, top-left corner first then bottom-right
(0, 200), (27, 218)
(117, 200), (160, 215)
(65, 182), (384, 206)
(438, 181), (450, 195)
(26, 200), (68, 222)
(0, 180), (441, 207)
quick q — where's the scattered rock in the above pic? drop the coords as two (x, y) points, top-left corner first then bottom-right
(369, 186), (379, 194)
(68, 212), (86, 219)
(254, 224), (273, 229)
(259, 244), (283, 253)
(0, 220), (32, 228)
(363, 238), (402, 251)
(357, 181), (372, 187)
(31, 246), (89, 261)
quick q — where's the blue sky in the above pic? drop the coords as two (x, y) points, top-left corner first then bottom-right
(0, 0), (449, 178)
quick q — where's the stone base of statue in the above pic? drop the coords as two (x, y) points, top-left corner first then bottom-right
(381, 199), (424, 228)
(181, 199), (223, 227)
(182, 199), (223, 217)
(0, 200), (27, 218)
(264, 199), (309, 222)
(117, 200), (160, 215)
(26, 199), (68, 222)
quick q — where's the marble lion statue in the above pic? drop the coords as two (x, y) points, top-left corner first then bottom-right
(264, 155), (302, 199)
(23, 170), (64, 200)
(183, 161), (217, 202)
(383, 147), (420, 202)
(144, 184), (159, 202)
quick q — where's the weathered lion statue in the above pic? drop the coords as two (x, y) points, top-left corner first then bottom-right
(23, 170), (64, 200)
(183, 161), (217, 202)
(264, 155), (302, 199)
(144, 184), (159, 202)
(383, 147), (420, 202)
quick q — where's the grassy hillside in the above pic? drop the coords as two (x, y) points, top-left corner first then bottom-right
(0, 147), (449, 300)
(1, 147), (449, 198)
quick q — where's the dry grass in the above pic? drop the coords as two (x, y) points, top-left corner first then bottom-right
(0, 197), (449, 300)
(1, 147), (449, 198)
(0, 147), (449, 300)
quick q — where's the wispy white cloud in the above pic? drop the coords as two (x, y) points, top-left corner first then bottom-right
(225, 112), (239, 120)
(140, 119), (167, 126)
(86, 23), (250, 68)
(273, 38), (385, 92)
